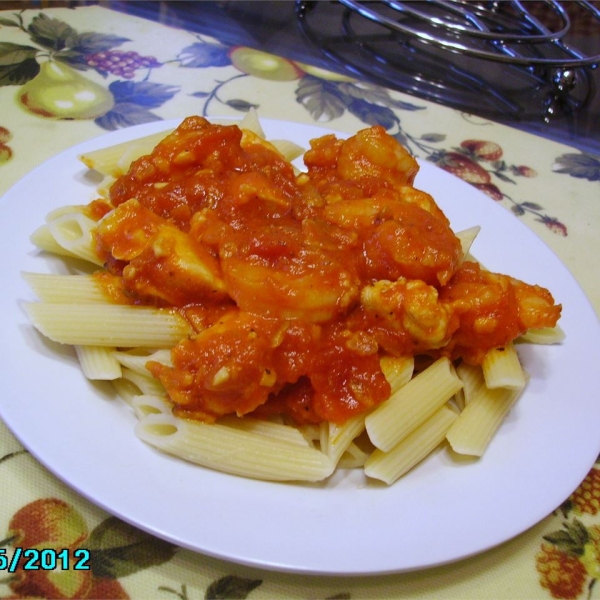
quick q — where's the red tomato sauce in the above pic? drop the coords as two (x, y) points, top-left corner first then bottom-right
(91, 117), (561, 424)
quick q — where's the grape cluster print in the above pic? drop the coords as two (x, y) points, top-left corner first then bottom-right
(86, 50), (161, 79)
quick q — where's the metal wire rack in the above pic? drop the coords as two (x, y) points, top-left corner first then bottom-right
(335, 0), (600, 67)
(296, 0), (600, 125)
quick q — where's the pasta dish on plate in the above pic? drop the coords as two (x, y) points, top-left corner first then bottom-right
(22, 112), (563, 484)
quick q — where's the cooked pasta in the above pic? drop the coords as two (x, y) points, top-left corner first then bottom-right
(24, 303), (192, 347)
(446, 372), (527, 457)
(481, 342), (526, 390)
(365, 357), (463, 452)
(365, 404), (458, 484)
(135, 412), (335, 482)
(75, 345), (122, 380)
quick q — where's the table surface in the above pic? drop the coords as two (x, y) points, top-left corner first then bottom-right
(1, 3), (600, 599)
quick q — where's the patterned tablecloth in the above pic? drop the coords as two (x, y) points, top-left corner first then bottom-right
(1, 5), (600, 599)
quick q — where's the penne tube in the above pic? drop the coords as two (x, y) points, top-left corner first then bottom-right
(319, 421), (329, 453)
(218, 415), (310, 447)
(365, 357), (463, 452)
(365, 404), (458, 484)
(75, 345), (122, 380)
(24, 303), (192, 347)
(79, 130), (174, 176)
(270, 139), (305, 162)
(321, 356), (415, 466)
(46, 211), (104, 266)
(453, 389), (465, 412)
(113, 349), (172, 375)
(456, 361), (486, 406)
(135, 412), (335, 482)
(326, 414), (365, 466)
(22, 273), (108, 304)
(121, 367), (166, 397)
(30, 224), (81, 258)
(297, 424), (320, 448)
(446, 380), (527, 457)
(80, 111), (263, 180)
(481, 343), (526, 390)
(238, 107), (265, 138)
(455, 226), (481, 260)
(44, 204), (87, 221)
(96, 175), (116, 199)
(519, 325), (566, 345)
(380, 355), (414, 394)
(131, 394), (172, 419)
(111, 377), (142, 406)
(337, 441), (370, 469)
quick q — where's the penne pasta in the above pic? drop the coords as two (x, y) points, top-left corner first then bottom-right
(325, 356), (414, 465)
(30, 224), (80, 258)
(326, 414), (366, 466)
(131, 394), (172, 419)
(121, 367), (167, 397)
(446, 379), (527, 457)
(75, 345), (122, 380)
(79, 130), (174, 177)
(22, 273), (108, 304)
(270, 139), (305, 162)
(379, 355), (414, 394)
(218, 415), (311, 447)
(365, 404), (458, 484)
(131, 399), (326, 450)
(135, 412), (335, 482)
(237, 107), (265, 138)
(111, 378), (144, 406)
(337, 441), (370, 469)
(79, 110), (267, 178)
(481, 343), (526, 390)
(455, 361), (486, 407)
(24, 303), (192, 348)
(44, 204), (88, 221)
(112, 349), (172, 375)
(297, 424), (320, 448)
(455, 225), (481, 260)
(96, 175), (116, 199)
(519, 325), (566, 345)
(366, 357), (463, 452)
(46, 211), (104, 266)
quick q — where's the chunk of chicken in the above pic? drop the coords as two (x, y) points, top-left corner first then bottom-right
(439, 261), (562, 363)
(95, 199), (226, 305)
(361, 278), (458, 351)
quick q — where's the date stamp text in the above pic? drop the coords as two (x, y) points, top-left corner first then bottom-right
(0, 548), (90, 572)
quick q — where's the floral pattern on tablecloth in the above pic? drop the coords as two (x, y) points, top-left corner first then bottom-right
(536, 458), (600, 599)
(0, 126), (13, 166)
(0, 12), (568, 235)
(552, 153), (600, 183)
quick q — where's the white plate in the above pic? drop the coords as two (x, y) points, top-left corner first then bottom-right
(1, 119), (600, 576)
